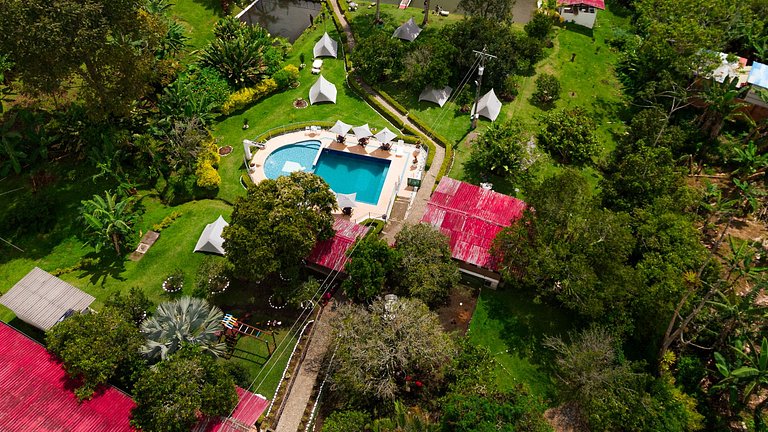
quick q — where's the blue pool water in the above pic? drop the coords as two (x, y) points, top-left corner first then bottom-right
(264, 141), (391, 205)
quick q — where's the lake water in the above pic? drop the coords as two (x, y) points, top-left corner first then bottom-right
(239, 0), (322, 43)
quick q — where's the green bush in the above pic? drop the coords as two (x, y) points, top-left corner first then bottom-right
(322, 410), (370, 432)
(195, 161), (221, 189)
(361, 218), (386, 236)
(532, 73), (561, 106)
(152, 211), (183, 232)
(273, 64), (300, 89)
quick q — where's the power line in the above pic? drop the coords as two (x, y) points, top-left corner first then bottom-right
(470, 47), (497, 130)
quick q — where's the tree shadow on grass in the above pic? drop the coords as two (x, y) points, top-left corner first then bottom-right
(78, 252), (127, 287)
(189, 0), (224, 16)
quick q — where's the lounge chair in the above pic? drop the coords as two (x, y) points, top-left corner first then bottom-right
(311, 59), (323, 74)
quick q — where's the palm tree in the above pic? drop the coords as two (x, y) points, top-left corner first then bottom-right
(80, 191), (137, 255)
(140, 296), (226, 361)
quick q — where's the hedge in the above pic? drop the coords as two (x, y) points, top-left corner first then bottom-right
(360, 218), (385, 236)
(375, 88), (409, 115)
(251, 120), (336, 142)
(346, 77), (406, 130)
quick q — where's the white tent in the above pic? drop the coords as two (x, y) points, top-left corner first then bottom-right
(313, 32), (338, 58)
(308, 75), (337, 105)
(374, 127), (397, 143)
(336, 192), (357, 208)
(471, 89), (502, 122)
(352, 124), (373, 139)
(194, 215), (229, 255)
(419, 85), (453, 107)
(393, 18), (422, 42)
(329, 120), (352, 136)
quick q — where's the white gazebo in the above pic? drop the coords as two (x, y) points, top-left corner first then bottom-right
(374, 127), (397, 143)
(194, 215), (229, 255)
(471, 89), (502, 122)
(308, 75), (337, 105)
(329, 120), (353, 136)
(393, 18), (422, 42)
(352, 124), (373, 139)
(419, 85), (453, 107)
(313, 32), (338, 58)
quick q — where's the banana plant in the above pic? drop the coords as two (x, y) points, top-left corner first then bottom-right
(714, 337), (768, 431)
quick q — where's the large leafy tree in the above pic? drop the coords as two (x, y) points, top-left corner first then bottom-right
(131, 347), (238, 432)
(200, 17), (283, 88)
(223, 171), (336, 282)
(400, 35), (456, 93)
(493, 170), (637, 323)
(538, 107), (599, 166)
(80, 190), (138, 255)
(393, 224), (460, 307)
(0, 0), (165, 117)
(458, 0), (515, 21)
(465, 121), (531, 183)
(46, 307), (146, 400)
(342, 236), (395, 302)
(351, 31), (404, 84)
(331, 298), (456, 404)
(140, 296), (226, 361)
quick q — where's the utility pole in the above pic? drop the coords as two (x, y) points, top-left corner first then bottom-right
(470, 47), (497, 129)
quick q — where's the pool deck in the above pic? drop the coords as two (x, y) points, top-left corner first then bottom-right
(248, 130), (426, 223)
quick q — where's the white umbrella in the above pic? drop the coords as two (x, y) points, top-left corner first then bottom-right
(329, 120), (352, 136)
(352, 124), (373, 139)
(336, 192), (357, 208)
(374, 127), (397, 143)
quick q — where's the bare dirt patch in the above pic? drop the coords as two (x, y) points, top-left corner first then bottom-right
(436, 285), (479, 334)
(544, 402), (588, 432)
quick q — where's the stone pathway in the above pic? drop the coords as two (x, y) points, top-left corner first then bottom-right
(273, 307), (336, 432)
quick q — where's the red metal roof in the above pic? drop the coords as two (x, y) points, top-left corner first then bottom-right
(0, 322), (136, 431)
(306, 217), (371, 272)
(199, 387), (269, 432)
(421, 178), (526, 271)
(559, 0), (605, 9)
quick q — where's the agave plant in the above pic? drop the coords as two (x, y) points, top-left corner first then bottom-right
(140, 296), (226, 361)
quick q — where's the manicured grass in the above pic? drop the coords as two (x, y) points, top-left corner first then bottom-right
(227, 328), (298, 398)
(212, 22), (400, 203)
(467, 288), (574, 402)
(346, 3), (464, 41)
(171, 0), (225, 51)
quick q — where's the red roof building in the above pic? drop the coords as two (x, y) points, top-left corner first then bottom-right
(557, 0), (605, 29)
(197, 387), (269, 432)
(306, 217), (371, 273)
(421, 178), (525, 287)
(558, 0), (605, 9)
(0, 322), (136, 431)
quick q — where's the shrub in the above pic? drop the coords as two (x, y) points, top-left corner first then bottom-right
(322, 410), (370, 432)
(220, 78), (277, 114)
(152, 211), (183, 232)
(538, 107), (598, 166)
(525, 12), (554, 40)
(195, 161), (221, 189)
(501, 74), (521, 101)
(532, 73), (560, 106)
(273, 64), (300, 89)
(361, 218), (385, 236)
(195, 256), (233, 298)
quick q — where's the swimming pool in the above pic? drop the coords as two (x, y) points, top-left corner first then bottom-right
(264, 141), (391, 205)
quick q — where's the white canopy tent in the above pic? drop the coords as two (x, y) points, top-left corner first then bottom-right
(393, 18), (422, 42)
(419, 85), (453, 107)
(308, 75), (337, 105)
(336, 192), (357, 208)
(313, 32), (339, 58)
(329, 120), (353, 136)
(194, 215), (229, 255)
(374, 127), (397, 143)
(352, 124), (373, 139)
(471, 89), (502, 122)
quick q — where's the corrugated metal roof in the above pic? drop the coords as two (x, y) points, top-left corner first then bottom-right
(0, 322), (136, 431)
(306, 217), (371, 272)
(0, 267), (95, 330)
(421, 178), (525, 270)
(197, 387), (269, 432)
(559, 0), (606, 9)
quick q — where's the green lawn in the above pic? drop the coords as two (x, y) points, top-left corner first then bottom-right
(171, 0), (225, 51)
(468, 288), (574, 402)
(346, 3), (464, 41)
(446, 6), (631, 195)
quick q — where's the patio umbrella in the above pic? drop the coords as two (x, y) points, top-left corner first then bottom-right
(336, 192), (357, 208)
(374, 127), (397, 143)
(329, 120), (352, 136)
(352, 124), (373, 139)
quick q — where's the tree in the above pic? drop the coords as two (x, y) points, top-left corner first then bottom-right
(493, 170), (637, 322)
(0, 0), (165, 117)
(393, 224), (460, 306)
(222, 172), (336, 282)
(440, 389), (552, 432)
(697, 76), (750, 140)
(80, 191), (138, 255)
(200, 17), (283, 88)
(400, 37), (456, 93)
(46, 307), (145, 400)
(538, 108), (599, 166)
(342, 236), (395, 302)
(104, 287), (154, 327)
(323, 410), (371, 432)
(465, 121), (532, 183)
(714, 338), (768, 431)
(131, 347), (238, 432)
(352, 32), (404, 84)
(331, 298), (456, 403)
(459, 0), (515, 21)
(531, 73), (560, 107)
(525, 12), (554, 40)
(140, 296), (226, 361)
(370, 401), (437, 431)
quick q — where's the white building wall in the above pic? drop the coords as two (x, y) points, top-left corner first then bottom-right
(558, 6), (597, 29)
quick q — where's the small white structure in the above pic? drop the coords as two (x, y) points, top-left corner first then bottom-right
(352, 124), (373, 139)
(308, 75), (337, 105)
(374, 127), (397, 143)
(311, 59), (323, 74)
(329, 120), (353, 136)
(419, 85), (453, 107)
(471, 89), (502, 122)
(393, 17), (422, 42)
(194, 215), (229, 255)
(557, 0), (605, 29)
(746, 61), (768, 109)
(313, 32), (339, 58)
(336, 192), (357, 209)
